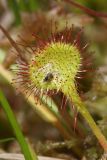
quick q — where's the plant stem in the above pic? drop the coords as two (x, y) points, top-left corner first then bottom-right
(0, 89), (38, 160)
(63, 0), (107, 18)
(64, 87), (107, 152)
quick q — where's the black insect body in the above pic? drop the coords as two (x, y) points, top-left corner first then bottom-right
(43, 73), (53, 82)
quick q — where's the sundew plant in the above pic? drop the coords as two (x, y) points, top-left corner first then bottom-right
(1, 21), (107, 152)
(0, 0), (107, 159)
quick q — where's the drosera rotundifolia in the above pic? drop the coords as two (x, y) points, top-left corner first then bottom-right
(0, 22), (107, 152)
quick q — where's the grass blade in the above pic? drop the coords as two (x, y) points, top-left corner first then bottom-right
(0, 89), (38, 160)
